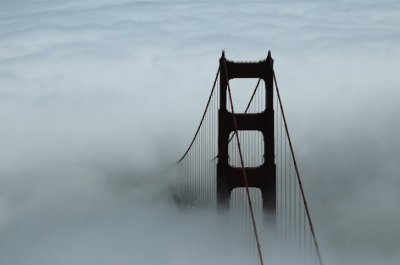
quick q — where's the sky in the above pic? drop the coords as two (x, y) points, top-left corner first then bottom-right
(0, 0), (399, 264)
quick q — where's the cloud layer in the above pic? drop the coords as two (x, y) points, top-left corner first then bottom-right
(0, 0), (399, 264)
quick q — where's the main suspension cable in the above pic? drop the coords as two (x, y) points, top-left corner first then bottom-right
(273, 71), (324, 265)
(177, 66), (220, 163)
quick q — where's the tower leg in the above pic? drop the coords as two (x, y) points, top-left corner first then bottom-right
(217, 173), (230, 211)
(261, 180), (276, 226)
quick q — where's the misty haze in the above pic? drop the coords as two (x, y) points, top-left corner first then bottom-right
(0, 1), (399, 264)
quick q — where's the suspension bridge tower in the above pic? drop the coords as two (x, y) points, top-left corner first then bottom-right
(217, 51), (276, 221)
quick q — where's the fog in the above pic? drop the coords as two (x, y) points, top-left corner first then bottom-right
(0, 0), (399, 264)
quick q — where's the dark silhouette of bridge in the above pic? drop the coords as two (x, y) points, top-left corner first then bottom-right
(176, 51), (323, 265)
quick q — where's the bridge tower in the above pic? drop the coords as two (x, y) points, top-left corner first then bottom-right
(217, 51), (276, 221)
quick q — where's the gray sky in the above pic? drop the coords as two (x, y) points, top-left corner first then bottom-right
(0, 0), (399, 264)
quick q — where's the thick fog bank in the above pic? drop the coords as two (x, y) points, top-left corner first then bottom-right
(0, 0), (399, 264)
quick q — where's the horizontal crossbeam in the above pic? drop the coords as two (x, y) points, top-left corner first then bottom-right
(222, 165), (275, 189)
(220, 109), (274, 132)
(225, 60), (273, 80)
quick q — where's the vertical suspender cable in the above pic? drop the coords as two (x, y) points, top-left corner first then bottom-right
(177, 67), (220, 163)
(273, 72), (323, 265)
(281, 107), (285, 238)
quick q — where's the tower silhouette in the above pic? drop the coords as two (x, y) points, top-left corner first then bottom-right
(217, 51), (276, 221)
